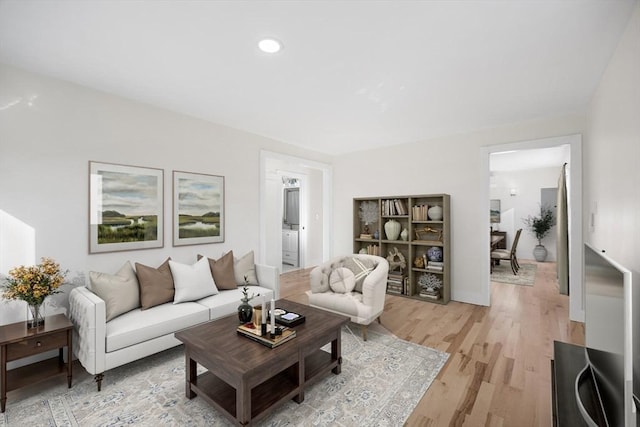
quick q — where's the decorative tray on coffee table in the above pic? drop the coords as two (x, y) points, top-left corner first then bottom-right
(272, 308), (306, 327)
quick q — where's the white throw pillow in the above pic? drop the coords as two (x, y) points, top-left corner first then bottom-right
(169, 257), (219, 303)
(329, 268), (356, 294)
(89, 261), (140, 321)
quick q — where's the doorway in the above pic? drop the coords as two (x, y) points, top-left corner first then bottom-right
(482, 134), (584, 322)
(282, 176), (301, 272)
(259, 151), (333, 273)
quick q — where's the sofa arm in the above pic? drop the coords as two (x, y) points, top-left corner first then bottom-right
(361, 257), (389, 312)
(255, 264), (280, 300)
(68, 286), (106, 375)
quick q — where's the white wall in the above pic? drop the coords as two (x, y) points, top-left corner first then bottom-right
(332, 115), (586, 306)
(0, 63), (330, 324)
(585, 2), (640, 274)
(490, 167), (563, 262)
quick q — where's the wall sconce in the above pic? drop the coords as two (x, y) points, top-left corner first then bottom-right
(510, 188), (517, 197)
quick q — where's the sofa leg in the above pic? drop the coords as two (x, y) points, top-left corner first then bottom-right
(361, 325), (368, 341)
(376, 316), (381, 324)
(95, 373), (104, 391)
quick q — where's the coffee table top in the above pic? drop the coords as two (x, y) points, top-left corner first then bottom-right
(175, 299), (348, 373)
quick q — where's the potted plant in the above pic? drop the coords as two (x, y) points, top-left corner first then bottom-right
(523, 204), (555, 262)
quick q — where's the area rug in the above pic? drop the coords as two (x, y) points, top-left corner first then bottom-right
(1, 325), (448, 427)
(491, 262), (537, 286)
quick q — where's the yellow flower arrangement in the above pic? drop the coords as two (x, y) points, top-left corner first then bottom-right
(2, 257), (66, 306)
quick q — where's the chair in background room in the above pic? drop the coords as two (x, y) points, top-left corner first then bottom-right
(491, 228), (522, 275)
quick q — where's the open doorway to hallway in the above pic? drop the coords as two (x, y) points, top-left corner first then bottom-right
(259, 151), (332, 274)
(482, 134), (584, 322)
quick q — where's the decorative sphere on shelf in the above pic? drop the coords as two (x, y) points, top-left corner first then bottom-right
(427, 205), (443, 221)
(427, 246), (443, 262)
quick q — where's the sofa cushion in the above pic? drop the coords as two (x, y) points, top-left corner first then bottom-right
(136, 258), (174, 310)
(105, 301), (209, 353)
(170, 257), (219, 303)
(342, 257), (376, 293)
(197, 285), (275, 320)
(198, 251), (237, 290)
(89, 261), (140, 322)
(307, 291), (372, 321)
(329, 267), (356, 293)
(233, 250), (259, 285)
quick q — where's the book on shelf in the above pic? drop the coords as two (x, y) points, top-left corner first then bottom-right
(360, 234), (373, 239)
(427, 261), (444, 271)
(382, 199), (407, 216)
(388, 272), (405, 280)
(419, 292), (440, 300)
(237, 323), (296, 348)
(412, 204), (429, 221)
(365, 244), (380, 256)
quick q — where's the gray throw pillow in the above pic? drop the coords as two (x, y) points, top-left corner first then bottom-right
(233, 251), (259, 285)
(89, 261), (140, 321)
(342, 257), (375, 293)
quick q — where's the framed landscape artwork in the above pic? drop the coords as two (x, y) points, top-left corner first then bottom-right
(490, 199), (501, 223)
(89, 161), (164, 253)
(173, 171), (225, 246)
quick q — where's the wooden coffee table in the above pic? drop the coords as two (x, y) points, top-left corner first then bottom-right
(175, 299), (348, 426)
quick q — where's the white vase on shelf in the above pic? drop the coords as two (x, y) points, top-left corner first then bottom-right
(384, 219), (401, 241)
(427, 205), (443, 221)
(400, 228), (408, 241)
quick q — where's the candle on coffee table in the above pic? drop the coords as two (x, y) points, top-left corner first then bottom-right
(270, 298), (275, 334)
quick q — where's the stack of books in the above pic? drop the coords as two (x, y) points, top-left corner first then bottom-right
(237, 323), (296, 348)
(382, 199), (407, 216)
(387, 273), (408, 295)
(412, 204), (429, 221)
(427, 261), (444, 271)
(419, 288), (440, 300)
(365, 245), (380, 256)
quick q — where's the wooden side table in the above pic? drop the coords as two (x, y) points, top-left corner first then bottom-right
(0, 313), (73, 413)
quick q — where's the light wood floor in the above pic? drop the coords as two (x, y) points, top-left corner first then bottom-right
(280, 260), (585, 427)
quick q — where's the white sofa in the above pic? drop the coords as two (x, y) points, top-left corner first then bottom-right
(307, 254), (388, 340)
(69, 263), (279, 390)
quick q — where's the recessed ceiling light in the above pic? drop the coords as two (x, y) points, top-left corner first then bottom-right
(258, 38), (282, 53)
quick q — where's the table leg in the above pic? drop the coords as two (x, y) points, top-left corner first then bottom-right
(67, 329), (73, 388)
(293, 355), (304, 403)
(185, 352), (196, 399)
(332, 332), (342, 375)
(237, 380), (251, 425)
(1, 345), (7, 413)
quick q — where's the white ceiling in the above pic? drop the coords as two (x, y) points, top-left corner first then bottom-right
(0, 1), (636, 155)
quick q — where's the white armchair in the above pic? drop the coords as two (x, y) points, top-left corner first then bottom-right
(306, 254), (389, 340)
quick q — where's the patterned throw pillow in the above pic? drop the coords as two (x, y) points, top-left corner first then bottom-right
(329, 267), (356, 293)
(342, 257), (375, 293)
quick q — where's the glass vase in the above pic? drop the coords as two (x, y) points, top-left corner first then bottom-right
(238, 301), (253, 324)
(27, 303), (45, 328)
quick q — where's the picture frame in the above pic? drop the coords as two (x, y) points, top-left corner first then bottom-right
(89, 161), (164, 253)
(490, 199), (501, 223)
(173, 171), (225, 246)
